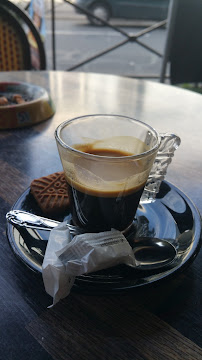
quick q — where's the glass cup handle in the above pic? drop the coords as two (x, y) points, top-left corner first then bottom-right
(141, 133), (181, 203)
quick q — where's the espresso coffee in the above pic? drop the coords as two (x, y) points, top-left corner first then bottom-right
(68, 181), (144, 232)
(64, 144), (148, 232)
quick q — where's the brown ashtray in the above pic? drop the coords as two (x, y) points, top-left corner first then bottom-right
(0, 82), (55, 129)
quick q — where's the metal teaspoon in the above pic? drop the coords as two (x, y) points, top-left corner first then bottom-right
(6, 210), (177, 270)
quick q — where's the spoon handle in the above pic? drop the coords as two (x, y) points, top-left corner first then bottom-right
(6, 210), (84, 235)
(6, 210), (60, 231)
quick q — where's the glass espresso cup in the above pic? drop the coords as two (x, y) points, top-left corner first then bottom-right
(55, 114), (161, 232)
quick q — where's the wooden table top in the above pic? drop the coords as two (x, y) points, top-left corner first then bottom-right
(0, 71), (201, 360)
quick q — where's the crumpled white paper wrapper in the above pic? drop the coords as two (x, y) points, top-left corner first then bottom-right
(42, 222), (137, 306)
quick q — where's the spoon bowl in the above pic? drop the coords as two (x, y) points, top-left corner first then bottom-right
(130, 237), (177, 270)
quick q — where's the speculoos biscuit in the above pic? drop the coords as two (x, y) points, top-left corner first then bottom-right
(30, 171), (69, 215)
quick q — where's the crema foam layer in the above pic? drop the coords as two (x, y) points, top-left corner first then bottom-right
(62, 136), (152, 197)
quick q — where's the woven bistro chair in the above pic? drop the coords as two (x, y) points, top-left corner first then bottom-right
(0, 0), (46, 71)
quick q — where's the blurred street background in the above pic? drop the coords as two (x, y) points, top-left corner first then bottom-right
(11, 0), (168, 78)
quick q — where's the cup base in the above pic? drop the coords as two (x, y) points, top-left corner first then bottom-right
(70, 219), (137, 238)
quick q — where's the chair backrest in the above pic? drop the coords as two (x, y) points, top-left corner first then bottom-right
(160, 0), (202, 84)
(0, 0), (46, 71)
(0, 6), (31, 71)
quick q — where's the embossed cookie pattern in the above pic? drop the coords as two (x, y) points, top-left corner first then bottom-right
(30, 171), (69, 215)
